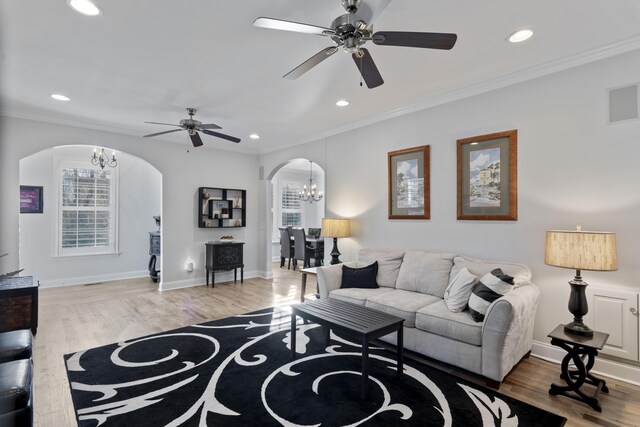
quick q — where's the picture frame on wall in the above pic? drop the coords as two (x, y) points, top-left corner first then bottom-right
(20, 185), (44, 214)
(388, 145), (430, 220)
(457, 130), (517, 221)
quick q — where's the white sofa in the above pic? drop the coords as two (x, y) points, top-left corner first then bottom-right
(316, 248), (540, 385)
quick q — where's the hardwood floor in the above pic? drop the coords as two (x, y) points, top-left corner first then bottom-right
(34, 264), (639, 426)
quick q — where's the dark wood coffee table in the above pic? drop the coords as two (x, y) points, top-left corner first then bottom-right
(290, 298), (404, 399)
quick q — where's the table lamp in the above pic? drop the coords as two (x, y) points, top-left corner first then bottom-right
(544, 226), (617, 336)
(321, 218), (350, 265)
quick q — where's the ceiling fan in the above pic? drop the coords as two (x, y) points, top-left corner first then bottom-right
(143, 108), (241, 147)
(253, 0), (457, 89)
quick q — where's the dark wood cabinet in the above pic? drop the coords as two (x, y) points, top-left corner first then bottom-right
(148, 232), (160, 282)
(0, 276), (38, 334)
(198, 187), (246, 228)
(205, 242), (244, 287)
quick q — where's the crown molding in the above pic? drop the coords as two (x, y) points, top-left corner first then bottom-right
(259, 34), (640, 154)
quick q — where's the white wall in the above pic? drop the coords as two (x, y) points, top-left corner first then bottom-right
(18, 146), (161, 287)
(259, 49), (640, 345)
(1, 118), (260, 289)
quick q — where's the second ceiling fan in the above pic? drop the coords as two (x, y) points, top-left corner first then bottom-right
(254, 0), (457, 89)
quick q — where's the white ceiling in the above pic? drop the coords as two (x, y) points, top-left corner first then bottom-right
(1, 1), (640, 154)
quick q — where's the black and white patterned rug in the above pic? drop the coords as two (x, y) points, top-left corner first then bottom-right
(65, 307), (566, 426)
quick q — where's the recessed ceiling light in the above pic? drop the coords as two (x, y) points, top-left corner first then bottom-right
(249, 133), (260, 140)
(67, 0), (102, 16)
(507, 29), (533, 43)
(51, 94), (71, 102)
(336, 100), (350, 107)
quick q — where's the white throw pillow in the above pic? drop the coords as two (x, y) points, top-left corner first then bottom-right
(444, 266), (477, 312)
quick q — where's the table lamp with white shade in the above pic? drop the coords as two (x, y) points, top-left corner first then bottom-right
(321, 218), (350, 265)
(544, 226), (617, 337)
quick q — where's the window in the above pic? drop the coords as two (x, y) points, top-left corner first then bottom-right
(281, 183), (303, 227)
(57, 161), (118, 255)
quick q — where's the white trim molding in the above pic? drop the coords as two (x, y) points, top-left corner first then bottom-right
(38, 270), (148, 288)
(531, 340), (640, 387)
(160, 270), (260, 291)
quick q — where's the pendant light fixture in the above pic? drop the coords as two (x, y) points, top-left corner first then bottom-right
(299, 161), (323, 203)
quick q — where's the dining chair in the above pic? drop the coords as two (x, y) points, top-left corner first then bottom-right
(279, 227), (294, 269)
(308, 228), (321, 237)
(291, 227), (315, 270)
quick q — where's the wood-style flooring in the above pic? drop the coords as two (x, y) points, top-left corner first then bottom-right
(34, 264), (640, 426)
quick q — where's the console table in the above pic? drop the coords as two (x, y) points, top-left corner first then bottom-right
(148, 232), (160, 283)
(205, 241), (244, 287)
(548, 324), (609, 411)
(0, 276), (38, 335)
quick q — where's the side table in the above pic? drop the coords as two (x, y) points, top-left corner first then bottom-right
(0, 276), (38, 335)
(299, 267), (317, 302)
(548, 324), (609, 411)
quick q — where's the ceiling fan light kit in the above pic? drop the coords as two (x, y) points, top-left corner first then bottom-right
(143, 108), (241, 147)
(254, 0), (457, 89)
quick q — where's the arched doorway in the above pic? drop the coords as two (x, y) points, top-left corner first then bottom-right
(262, 158), (326, 276)
(18, 145), (163, 289)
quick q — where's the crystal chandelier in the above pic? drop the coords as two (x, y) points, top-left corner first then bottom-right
(91, 148), (118, 169)
(299, 161), (323, 203)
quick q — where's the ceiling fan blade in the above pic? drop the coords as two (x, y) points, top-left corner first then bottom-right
(352, 48), (384, 89)
(143, 128), (184, 138)
(201, 129), (241, 143)
(253, 17), (333, 36)
(284, 46), (339, 80)
(372, 31), (457, 50)
(197, 124), (222, 130)
(144, 121), (181, 127)
(190, 132), (204, 147)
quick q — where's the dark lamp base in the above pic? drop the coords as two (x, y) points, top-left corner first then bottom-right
(564, 321), (594, 337)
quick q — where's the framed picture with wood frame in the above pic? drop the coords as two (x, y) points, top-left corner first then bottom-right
(388, 145), (430, 220)
(457, 130), (517, 221)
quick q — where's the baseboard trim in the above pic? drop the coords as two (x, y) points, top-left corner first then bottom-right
(38, 270), (149, 288)
(531, 340), (640, 387)
(161, 270), (259, 291)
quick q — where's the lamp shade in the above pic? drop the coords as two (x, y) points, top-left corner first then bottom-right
(545, 230), (617, 271)
(321, 218), (350, 238)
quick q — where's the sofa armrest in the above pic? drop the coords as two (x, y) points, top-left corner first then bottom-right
(481, 282), (540, 381)
(316, 262), (357, 299)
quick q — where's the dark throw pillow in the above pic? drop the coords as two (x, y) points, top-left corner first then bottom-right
(468, 268), (515, 322)
(340, 262), (379, 289)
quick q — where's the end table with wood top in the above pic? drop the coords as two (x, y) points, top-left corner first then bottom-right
(548, 324), (609, 412)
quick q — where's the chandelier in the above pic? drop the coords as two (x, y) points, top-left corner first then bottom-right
(299, 161), (323, 203)
(91, 148), (118, 169)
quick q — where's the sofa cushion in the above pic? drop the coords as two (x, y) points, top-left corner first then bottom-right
(329, 287), (394, 306)
(415, 301), (483, 346)
(366, 290), (441, 328)
(395, 251), (455, 298)
(0, 330), (33, 364)
(341, 262), (378, 289)
(0, 359), (32, 414)
(449, 255), (531, 288)
(444, 266), (477, 312)
(468, 269), (515, 322)
(357, 249), (405, 288)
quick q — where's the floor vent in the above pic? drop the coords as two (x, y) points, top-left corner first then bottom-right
(84, 282), (104, 286)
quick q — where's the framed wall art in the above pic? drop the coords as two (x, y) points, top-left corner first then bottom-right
(20, 185), (44, 214)
(457, 130), (517, 221)
(388, 145), (430, 220)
